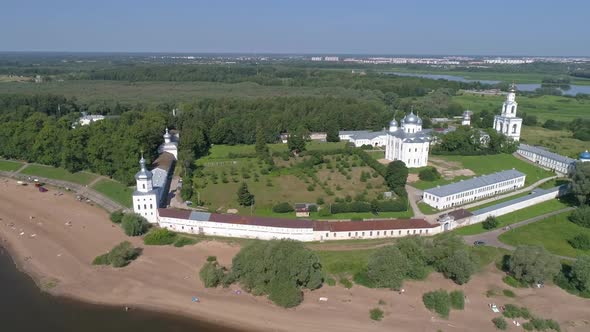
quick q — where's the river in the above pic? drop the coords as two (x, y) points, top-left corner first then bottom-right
(0, 247), (237, 332)
(386, 72), (590, 96)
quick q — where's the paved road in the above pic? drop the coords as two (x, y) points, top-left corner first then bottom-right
(463, 207), (575, 260)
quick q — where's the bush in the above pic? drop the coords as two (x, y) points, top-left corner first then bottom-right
(522, 322), (534, 331)
(110, 210), (124, 224)
(316, 197), (325, 205)
(569, 206), (590, 228)
(369, 308), (384, 321)
(492, 317), (508, 330)
(449, 290), (465, 310)
(483, 216), (500, 230)
(418, 167), (441, 181)
(143, 228), (177, 245)
(422, 290), (451, 318)
(268, 281), (302, 308)
(439, 249), (477, 285)
(325, 277), (336, 286)
(318, 208), (332, 217)
(174, 236), (197, 247)
(308, 205), (318, 212)
(207, 256), (217, 262)
(92, 241), (141, 268)
(502, 289), (516, 298)
(502, 304), (531, 319)
(340, 277), (353, 289)
(272, 202), (294, 213)
(200, 261), (225, 288)
(502, 275), (528, 288)
(121, 213), (150, 236)
(508, 246), (561, 284)
(569, 234), (590, 249)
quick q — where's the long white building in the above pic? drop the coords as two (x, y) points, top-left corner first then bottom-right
(158, 209), (444, 242)
(422, 169), (526, 210)
(517, 144), (577, 175)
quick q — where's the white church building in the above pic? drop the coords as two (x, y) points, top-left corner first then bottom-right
(493, 84), (523, 141)
(339, 111), (431, 168)
(132, 129), (178, 223)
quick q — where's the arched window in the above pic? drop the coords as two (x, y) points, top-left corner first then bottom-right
(511, 105), (515, 113)
(512, 124), (518, 134)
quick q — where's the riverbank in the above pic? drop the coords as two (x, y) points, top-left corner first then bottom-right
(1, 178), (589, 332)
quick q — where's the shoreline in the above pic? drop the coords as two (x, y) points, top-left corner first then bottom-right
(1, 179), (589, 332)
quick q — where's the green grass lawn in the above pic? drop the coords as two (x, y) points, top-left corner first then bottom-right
(470, 246), (511, 269)
(418, 202), (438, 215)
(92, 179), (133, 208)
(520, 126), (589, 159)
(20, 164), (98, 185)
(366, 150), (385, 160)
(413, 154), (554, 190)
(453, 94), (590, 122)
(498, 211), (590, 258)
(453, 198), (571, 236)
(0, 159), (24, 172)
(316, 249), (374, 277)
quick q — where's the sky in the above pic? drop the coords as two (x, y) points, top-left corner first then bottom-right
(1, 0), (589, 56)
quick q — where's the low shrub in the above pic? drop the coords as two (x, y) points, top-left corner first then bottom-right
(121, 213), (150, 236)
(340, 277), (353, 289)
(502, 289), (516, 298)
(109, 210), (124, 224)
(503, 275), (528, 288)
(569, 234), (590, 250)
(369, 308), (384, 321)
(483, 216), (500, 230)
(492, 317), (508, 330)
(502, 304), (531, 319)
(325, 277), (336, 286)
(174, 236), (197, 247)
(449, 290), (465, 310)
(207, 256), (217, 262)
(423, 290), (451, 318)
(418, 167), (441, 181)
(92, 253), (110, 265)
(272, 202), (294, 213)
(143, 228), (177, 245)
(199, 261), (226, 288)
(93, 241), (141, 268)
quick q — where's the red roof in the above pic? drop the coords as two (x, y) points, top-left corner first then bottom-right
(209, 213), (314, 229)
(158, 208), (191, 219)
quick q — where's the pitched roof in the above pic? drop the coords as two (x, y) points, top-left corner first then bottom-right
(518, 144), (576, 165)
(424, 169), (526, 198)
(313, 219), (436, 232)
(209, 213), (314, 229)
(472, 186), (562, 216)
(158, 208), (191, 219)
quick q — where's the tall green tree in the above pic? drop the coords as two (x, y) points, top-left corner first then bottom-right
(439, 249), (477, 285)
(367, 245), (409, 290)
(571, 162), (590, 205)
(508, 246), (561, 284)
(572, 255), (590, 292)
(287, 126), (307, 153)
(385, 160), (408, 194)
(237, 182), (254, 206)
(255, 123), (269, 158)
(325, 121), (340, 142)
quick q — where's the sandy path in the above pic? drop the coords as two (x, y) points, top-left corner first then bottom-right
(0, 178), (589, 332)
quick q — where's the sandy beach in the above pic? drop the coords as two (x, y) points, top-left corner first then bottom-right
(1, 177), (589, 332)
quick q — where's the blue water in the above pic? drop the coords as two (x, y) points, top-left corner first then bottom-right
(387, 72), (590, 96)
(0, 248), (238, 332)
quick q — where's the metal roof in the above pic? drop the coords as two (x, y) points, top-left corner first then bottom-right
(518, 144), (576, 165)
(472, 186), (564, 216)
(424, 169), (526, 198)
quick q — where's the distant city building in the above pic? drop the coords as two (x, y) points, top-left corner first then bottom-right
(493, 84), (522, 141)
(311, 57), (322, 61)
(423, 169), (526, 210)
(324, 56), (339, 62)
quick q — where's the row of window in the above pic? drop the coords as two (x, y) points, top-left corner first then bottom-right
(325, 229), (429, 238)
(137, 203), (153, 210)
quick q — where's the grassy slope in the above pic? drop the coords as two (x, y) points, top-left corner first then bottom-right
(520, 126), (589, 159)
(453, 198), (571, 236)
(92, 179), (133, 208)
(498, 211), (590, 258)
(412, 154), (554, 190)
(19, 164), (98, 185)
(0, 159), (24, 172)
(452, 94), (590, 122)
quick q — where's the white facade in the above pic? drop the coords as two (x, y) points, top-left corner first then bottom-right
(493, 84), (523, 141)
(385, 112), (430, 167)
(339, 131), (388, 148)
(158, 128), (178, 159)
(132, 156), (160, 223)
(517, 144), (576, 175)
(423, 169), (526, 210)
(461, 111), (471, 126)
(78, 114), (105, 126)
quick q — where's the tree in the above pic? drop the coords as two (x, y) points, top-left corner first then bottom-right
(94, 241), (140, 268)
(385, 160), (408, 194)
(508, 246), (561, 284)
(572, 255), (590, 292)
(200, 261), (226, 288)
(109, 210), (124, 224)
(569, 205), (590, 228)
(237, 182), (254, 206)
(326, 120), (340, 142)
(569, 234), (590, 249)
(255, 123), (269, 158)
(121, 213), (150, 236)
(229, 240), (322, 307)
(418, 166), (440, 181)
(571, 162), (590, 205)
(287, 126), (307, 153)
(396, 237), (429, 280)
(367, 245), (409, 290)
(439, 249), (477, 285)
(482, 216), (500, 230)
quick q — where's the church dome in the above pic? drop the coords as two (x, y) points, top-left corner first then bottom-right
(389, 119), (398, 127)
(163, 127), (171, 139)
(135, 156), (153, 180)
(402, 111), (421, 124)
(580, 150), (590, 160)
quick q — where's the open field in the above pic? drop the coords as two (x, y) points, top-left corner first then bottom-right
(0, 80), (381, 104)
(453, 94), (590, 122)
(453, 198), (572, 236)
(0, 159), (24, 172)
(498, 211), (590, 258)
(19, 164), (98, 185)
(412, 153), (554, 190)
(520, 126), (589, 159)
(91, 179), (133, 208)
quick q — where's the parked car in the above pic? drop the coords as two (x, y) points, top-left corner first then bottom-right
(473, 240), (485, 246)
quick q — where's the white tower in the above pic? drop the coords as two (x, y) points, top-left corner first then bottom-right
(493, 83), (523, 141)
(163, 128), (172, 144)
(132, 155), (159, 223)
(461, 111), (471, 126)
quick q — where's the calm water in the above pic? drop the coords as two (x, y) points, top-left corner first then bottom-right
(387, 72), (590, 96)
(0, 248), (237, 332)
